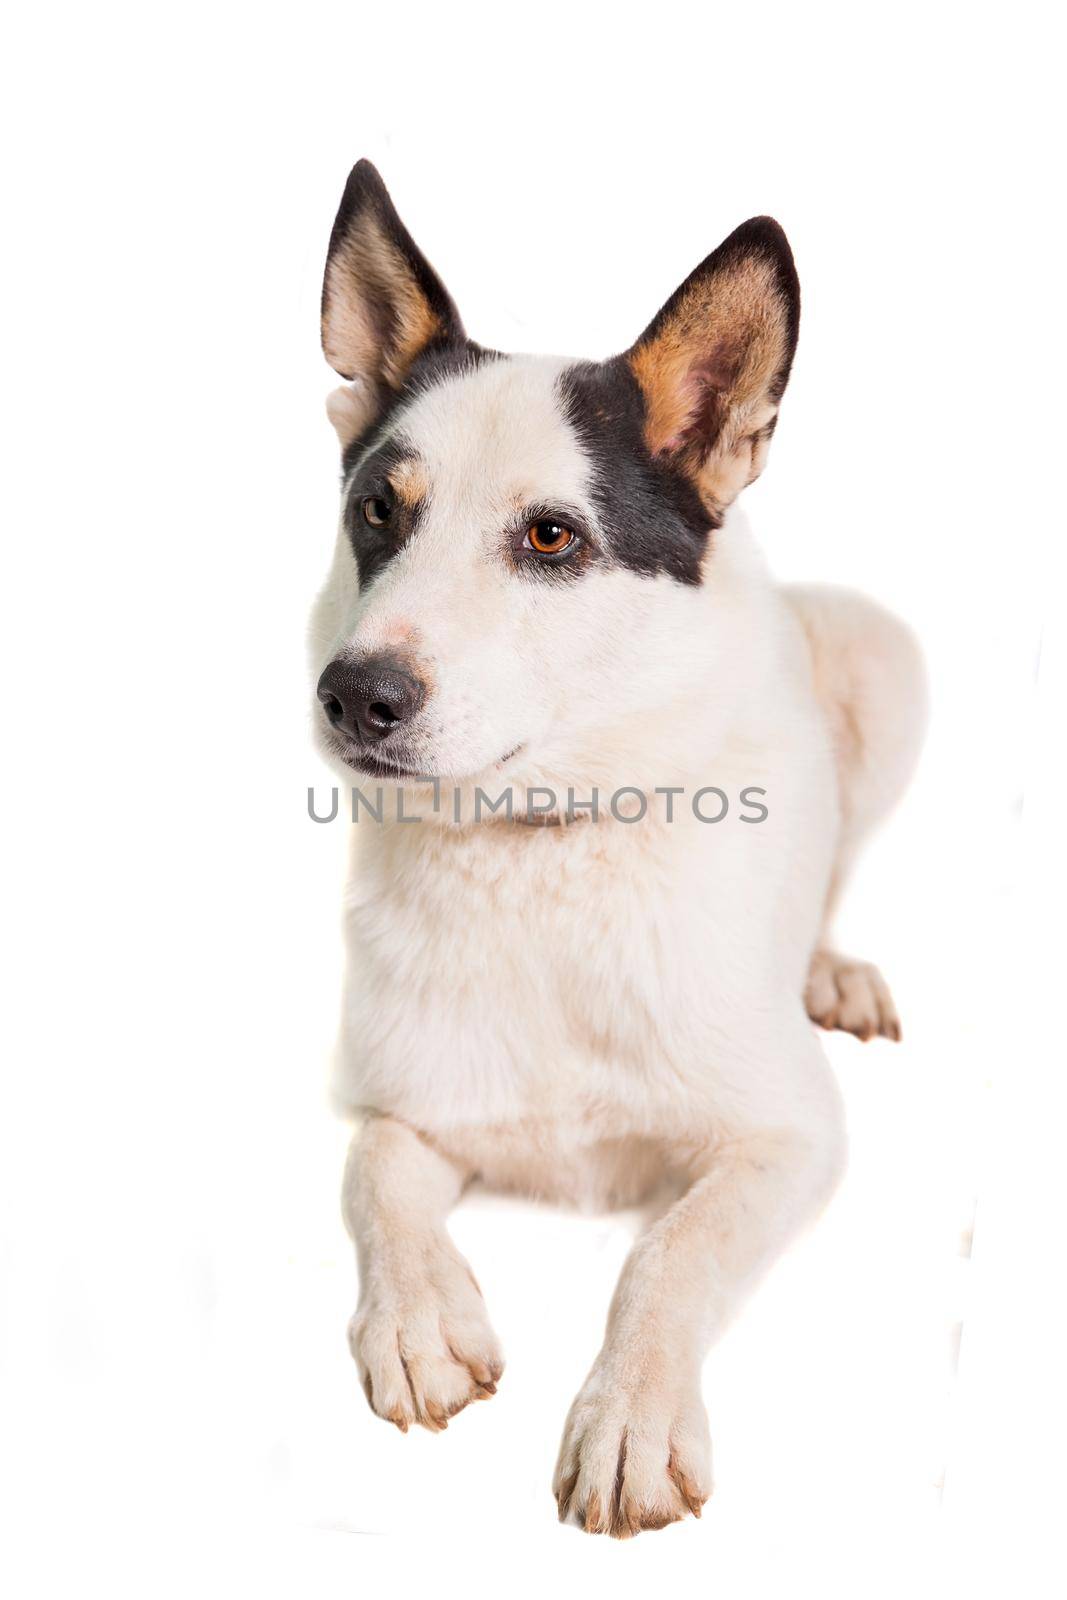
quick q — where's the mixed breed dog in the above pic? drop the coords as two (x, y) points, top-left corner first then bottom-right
(309, 160), (926, 1537)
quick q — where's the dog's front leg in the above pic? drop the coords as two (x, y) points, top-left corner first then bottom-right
(342, 1114), (503, 1432)
(554, 1122), (843, 1536)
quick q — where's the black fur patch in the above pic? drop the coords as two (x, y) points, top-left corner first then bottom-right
(557, 360), (717, 585)
(343, 435), (425, 586)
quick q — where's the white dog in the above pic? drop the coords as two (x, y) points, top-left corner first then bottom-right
(309, 160), (927, 1537)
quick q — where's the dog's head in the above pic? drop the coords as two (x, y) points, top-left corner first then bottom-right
(310, 161), (799, 792)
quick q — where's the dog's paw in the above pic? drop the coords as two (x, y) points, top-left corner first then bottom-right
(805, 949), (901, 1041)
(349, 1246), (503, 1433)
(553, 1369), (711, 1538)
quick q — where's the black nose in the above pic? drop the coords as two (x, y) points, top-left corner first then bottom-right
(317, 656), (426, 745)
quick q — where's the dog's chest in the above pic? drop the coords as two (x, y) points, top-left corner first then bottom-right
(335, 811), (794, 1132)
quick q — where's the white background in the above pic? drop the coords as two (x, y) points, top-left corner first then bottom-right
(2, 3), (1063, 1595)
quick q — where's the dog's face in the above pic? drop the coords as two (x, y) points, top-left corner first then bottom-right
(310, 161), (799, 789)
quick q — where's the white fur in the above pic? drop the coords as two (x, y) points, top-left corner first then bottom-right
(310, 355), (926, 1535)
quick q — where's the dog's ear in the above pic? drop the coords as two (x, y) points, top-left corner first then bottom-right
(627, 218), (799, 512)
(321, 160), (465, 445)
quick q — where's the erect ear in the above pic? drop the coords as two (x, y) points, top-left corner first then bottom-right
(321, 160), (465, 444)
(627, 218), (799, 513)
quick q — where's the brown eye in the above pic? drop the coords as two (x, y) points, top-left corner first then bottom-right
(526, 521), (576, 556)
(362, 496), (391, 529)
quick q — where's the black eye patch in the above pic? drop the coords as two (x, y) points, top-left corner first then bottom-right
(556, 361), (715, 586)
(343, 439), (426, 585)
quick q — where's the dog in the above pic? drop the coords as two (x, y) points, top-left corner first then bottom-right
(308, 159), (927, 1537)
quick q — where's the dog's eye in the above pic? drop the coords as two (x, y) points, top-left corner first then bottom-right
(361, 496), (391, 529)
(525, 521), (576, 556)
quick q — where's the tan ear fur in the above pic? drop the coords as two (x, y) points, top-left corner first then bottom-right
(629, 219), (799, 513)
(321, 160), (464, 397)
